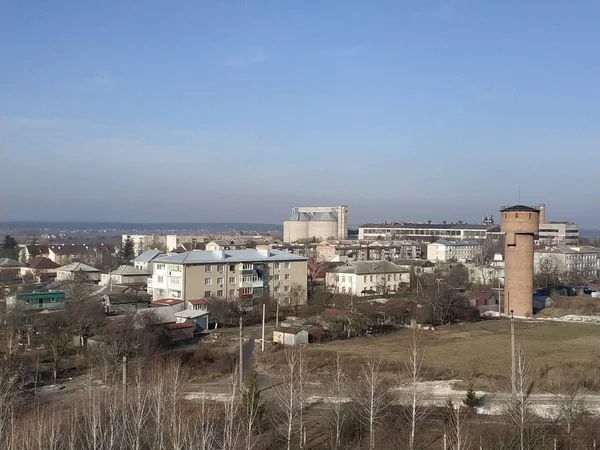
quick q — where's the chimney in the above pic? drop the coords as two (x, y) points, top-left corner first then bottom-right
(212, 250), (224, 259)
(539, 203), (546, 226)
(258, 248), (271, 258)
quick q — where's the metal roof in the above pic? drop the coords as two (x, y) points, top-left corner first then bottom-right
(110, 265), (150, 276)
(57, 262), (100, 272)
(174, 309), (210, 319)
(360, 222), (491, 230)
(154, 249), (307, 265)
(329, 260), (408, 275)
(0, 258), (23, 268)
(500, 205), (540, 213)
(134, 249), (166, 262)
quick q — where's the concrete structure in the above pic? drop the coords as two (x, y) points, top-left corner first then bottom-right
(148, 249), (308, 304)
(534, 245), (600, 280)
(315, 240), (422, 262)
(326, 260), (410, 295)
(283, 206), (348, 242)
(101, 265), (150, 286)
(426, 240), (483, 263)
(501, 205), (540, 316)
(273, 326), (309, 345)
(56, 262), (101, 282)
(134, 249), (166, 274)
(359, 222), (501, 241)
(535, 203), (579, 245)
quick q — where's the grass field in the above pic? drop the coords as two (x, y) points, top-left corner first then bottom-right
(258, 319), (600, 392)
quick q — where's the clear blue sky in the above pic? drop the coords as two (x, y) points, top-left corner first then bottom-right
(1, 1), (599, 227)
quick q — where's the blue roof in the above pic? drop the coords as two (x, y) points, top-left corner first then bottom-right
(154, 249), (307, 265)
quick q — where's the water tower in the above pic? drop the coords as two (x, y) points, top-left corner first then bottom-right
(500, 205), (540, 317)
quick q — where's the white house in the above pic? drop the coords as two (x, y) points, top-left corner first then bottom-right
(427, 240), (483, 263)
(326, 260), (410, 296)
(134, 249), (166, 274)
(101, 265), (150, 286)
(56, 262), (101, 282)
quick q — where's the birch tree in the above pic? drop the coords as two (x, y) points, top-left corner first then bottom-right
(323, 351), (348, 449)
(403, 322), (428, 450)
(447, 404), (470, 450)
(505, 346), (535, 450)
(352, 358), (391, 450)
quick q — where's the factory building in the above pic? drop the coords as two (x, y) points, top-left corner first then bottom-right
(501, 205), (540, 317)
(283, 206), (348, 243)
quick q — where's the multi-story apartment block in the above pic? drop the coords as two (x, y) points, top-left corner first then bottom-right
(148, 249), (308, 304)
(426, 240), (483, 263)
(537, 222), (579, 246)
(315, 240), (422, 262)
(359, 222), (501, 241)
(534, 246), (600, 279)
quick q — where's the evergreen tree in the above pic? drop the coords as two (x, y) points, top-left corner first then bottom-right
(119, 236), (135, 263)
(463, 387), (481, 408)
(1, 235), (19, 260)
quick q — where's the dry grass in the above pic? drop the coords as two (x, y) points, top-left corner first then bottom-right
(257, 320), (600, 392)
(537, 295), (600, 317)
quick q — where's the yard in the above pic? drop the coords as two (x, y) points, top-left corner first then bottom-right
(258, 319), (600, 392)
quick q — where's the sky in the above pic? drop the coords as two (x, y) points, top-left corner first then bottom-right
(1, 1), (599, 227)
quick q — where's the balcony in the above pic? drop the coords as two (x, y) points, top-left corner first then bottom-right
(239, 276), (265, 288)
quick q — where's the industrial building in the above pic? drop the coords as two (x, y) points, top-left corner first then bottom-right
(426, 240), (483, 263)
(501, 205), (540, 317)
(283, 205), (348, 242)
(358, 222), (501, 241)
(536, 203), (579, 245)
(534, 245), (600, 280)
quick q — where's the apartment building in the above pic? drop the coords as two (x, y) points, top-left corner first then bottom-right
(534, 246), (600, 279)
(315, 240), (422, 262)
(426, 240), (483, 263)
(326, 261), (410, 295)
(359, 222), (501, 241)
(148, 249), (308, 304)
(537, 222), (579, 245)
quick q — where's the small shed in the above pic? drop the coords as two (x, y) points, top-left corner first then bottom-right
(273, 326), (309, 346)
(174, 309), (210, 334)
(163, 322), (195, 342)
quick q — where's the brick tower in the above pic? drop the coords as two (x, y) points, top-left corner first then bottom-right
(500, 205), (540, 317)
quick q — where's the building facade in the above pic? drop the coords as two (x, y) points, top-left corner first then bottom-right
(359, 222), (501, 241)
(326, 260), (410, 295)
(148, 249), (308, 304)
(537, 222), (579, 246)
(283, 205), (348, 242)
(534, 246), (600, 279)
(426, 240), (483, 263)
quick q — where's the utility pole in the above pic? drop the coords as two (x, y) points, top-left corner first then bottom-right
(275, 298), (280, 328)
(122, 356), (127, 407)
(261, 303), (266, 351)
(239, 316), (244, 390)
(510, 310), (516, 395)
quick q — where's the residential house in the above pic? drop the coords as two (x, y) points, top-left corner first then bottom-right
(534, 245), (600, 279)
(18, 245), (50, 263)
(427, 240), (483, 263)
(47, 244), (115, 265)
(326, 260), (410, 295)
(394, 259), (435, 274)
(100, 287), (151, 315)
(148, 249), (308, 304)
(20, 257), (60, 282)
(100, 265), (149, 286)
(188, 299), (209, 311)
(133, 249), (166, 274)
(7, 291), (66, 310)
(205, 240), (248, 251)
(0, 258), (24, 281)
(56, 262), (101, 282)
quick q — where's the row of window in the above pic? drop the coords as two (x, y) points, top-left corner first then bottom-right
(336, 274), (402, 283)
(157, 262), (293, 272)
(203, 285), (292, 299)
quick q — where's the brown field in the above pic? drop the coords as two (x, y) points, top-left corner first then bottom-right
(257, 319), (600, 392)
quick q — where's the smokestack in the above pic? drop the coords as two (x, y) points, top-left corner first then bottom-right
(538, 203), (546, 226)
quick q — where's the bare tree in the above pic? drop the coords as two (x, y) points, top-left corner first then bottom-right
(505, 346), (535, 450)
(472, 237), (496, 286)
(242, 365), (264, 450)
(534, 255), (561, 288)
(403, 322), (429, 450)
(352, 358), (391, 450)
(285, 282), (306, 315)
(553, 387), (588, 450)
(447, 404), (470, 450)
(323, 351), (348, 449)
(375, 274), (390, 297)
(220, 367), (242, 450)
(272, 346), (307, 450)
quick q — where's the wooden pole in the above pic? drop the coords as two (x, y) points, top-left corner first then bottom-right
(261, 303), (266, 351)
(122, 356), (127, 406)
(239, 316), (244, 389)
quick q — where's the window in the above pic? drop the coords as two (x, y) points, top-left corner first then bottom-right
(229, 264), (236, 272)
(170, 277), (180, 285)
(284, 262), (291, 269)
(274, 274), (280, 281)
(274, 286), (280, 293)
(205, 291), (212, 298)
(217, 265), (224, 273)
(341, 276), (345, 282)
(157, 276), (164, 283)
(285, 274), (290, 281)
(229, 277), (235, 283)
(274, 263), (280, 269)
(242, 287), (252, 295)
(341, 287), (346, 294)
(156, 264), (166, 270)
(205, 278), (212, 286)
(387, 274), (391, 280)
(50, 298), (55, 302)
(217, 277), (224, 284)
(217, 290), (223, 297)
(205, 265), (212, 273)
(370, 275), (373, 282)
(243, 263), (253, 270)
(168, 265), (181, 273)
(229, 289), (235, 297)
(284, 285), (290, 292)
(364, 276), (367, 282)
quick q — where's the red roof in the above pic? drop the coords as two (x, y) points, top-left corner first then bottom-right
(164, 322), (194, 330)
(150, 298), (184, 307)
(26, 257), (60, 270)
(188, 299), (207, 306)
(323, 308), (344, 317)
